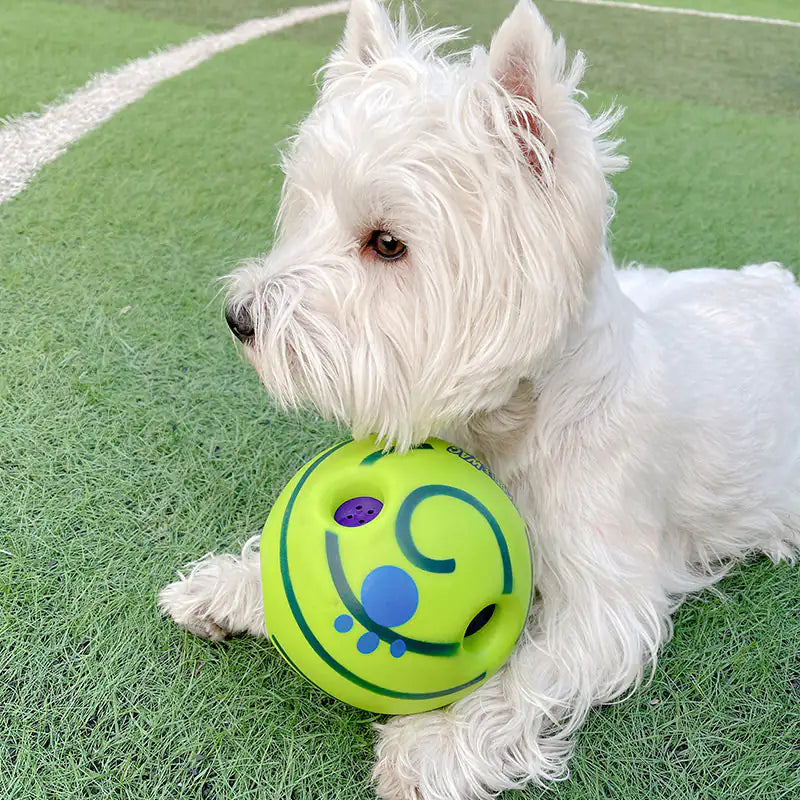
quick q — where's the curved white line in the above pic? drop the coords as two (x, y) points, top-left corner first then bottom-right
(0, 1), (350, 205)
(556, 0), (800, 27)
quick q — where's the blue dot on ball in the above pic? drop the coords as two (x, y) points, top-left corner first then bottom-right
(360, 565), (419, 628)
(390, 639), (407, 659)
(357, 631), (380, 654)
(334, 614), (353, 633)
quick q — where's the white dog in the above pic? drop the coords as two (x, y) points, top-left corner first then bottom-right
(159, 1), (800, 797)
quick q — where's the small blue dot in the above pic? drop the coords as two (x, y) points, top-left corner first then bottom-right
(334, 614), (353, 633)
(390, 640), (407, 659)
(361, 565), (419, 628)
(357, 631), (380, 654)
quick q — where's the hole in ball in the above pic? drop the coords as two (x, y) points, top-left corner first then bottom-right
(334, 496), (383, 528)
(464, 604), (496, 638)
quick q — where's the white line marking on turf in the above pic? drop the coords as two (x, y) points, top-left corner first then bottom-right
(0, 1), (350, 205)
(557, 0), (800, 27)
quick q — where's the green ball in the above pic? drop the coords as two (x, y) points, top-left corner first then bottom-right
(261, 438), (533, 714)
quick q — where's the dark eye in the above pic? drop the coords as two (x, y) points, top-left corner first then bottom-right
(368, 230), (407, 260)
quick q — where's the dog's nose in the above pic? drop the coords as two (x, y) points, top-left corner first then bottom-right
(225, 302), (255, 342)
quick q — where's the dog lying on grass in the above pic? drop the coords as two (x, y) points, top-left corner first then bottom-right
(160, 2), (800, 797)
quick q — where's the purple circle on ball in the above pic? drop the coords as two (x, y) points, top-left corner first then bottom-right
(334, 496), (383, 527)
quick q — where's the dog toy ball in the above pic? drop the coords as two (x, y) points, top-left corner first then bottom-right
(261, 438), (533, 714)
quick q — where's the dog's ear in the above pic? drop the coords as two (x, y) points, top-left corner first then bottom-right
(488, 0), (559, 173)
(339, 0), (394, 68)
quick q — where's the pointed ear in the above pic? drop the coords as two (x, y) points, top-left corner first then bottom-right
(488, 1), (558, 172)
(339, 0), (394, 68)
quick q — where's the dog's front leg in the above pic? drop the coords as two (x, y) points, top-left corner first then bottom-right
(158, 535), (266, 641)
(372, 518), (673, 800)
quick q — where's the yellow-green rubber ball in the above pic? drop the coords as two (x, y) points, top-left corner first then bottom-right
(261, 438), (533, 714)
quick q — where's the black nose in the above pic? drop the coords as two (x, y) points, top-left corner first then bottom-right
(225, 302), (255, 342)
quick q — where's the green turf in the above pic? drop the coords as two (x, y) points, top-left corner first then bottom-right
(50, 0), (800, 117)
(0, 0), (201, 119)
(1, 1), (799, 799)
(65, 0), (347, 30)
(540, 0), (800, 116)
(608, 96), (800, 268)
(611, 0), (800, 24)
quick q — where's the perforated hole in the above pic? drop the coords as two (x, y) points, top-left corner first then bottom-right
(464, 604), (496, 638)
(334, 496), (383, 527)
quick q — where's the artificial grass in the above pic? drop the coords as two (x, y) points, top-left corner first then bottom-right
(0, 0), (201, 119)
(613, 0), (800, 24)
(541, 0), (800, 117)
(65, 0), (344, 30)
(608, 95), (800, 269)
(13, 0), (798, 120)
(1, 1), (798, 799)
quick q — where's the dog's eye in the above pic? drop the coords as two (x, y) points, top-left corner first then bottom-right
(368, 230), (407, 260)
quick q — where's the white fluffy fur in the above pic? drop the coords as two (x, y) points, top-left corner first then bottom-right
(159, 2), (800, 798)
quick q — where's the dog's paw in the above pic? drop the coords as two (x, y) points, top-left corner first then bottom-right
(158, 555), (237, 642)
(158, 578), (229, 641)
(373, 711), (475, 800)
(158, 547), (266, 641)
(158, 575), (231, 642)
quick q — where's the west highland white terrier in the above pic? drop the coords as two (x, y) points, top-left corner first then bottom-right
(159, 1), (800, 797)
